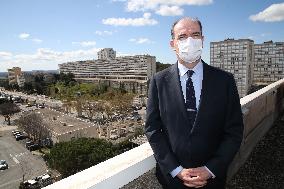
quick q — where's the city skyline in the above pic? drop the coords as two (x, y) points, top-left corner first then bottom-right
(0, 0), (284, 72)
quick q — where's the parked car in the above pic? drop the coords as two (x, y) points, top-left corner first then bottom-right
(12, 130), (20, 135)
(25, 141), (34, 148)
(28, 143), (40, 151)
(38, 104), (45, 109)
(15, 134), (25, 141)
(23, 179), (40, 189)
(12, 131), (21, 136)
(40, 138), (53, 148)
(0, 160), (8, 170)
(35, 174), (52, 187)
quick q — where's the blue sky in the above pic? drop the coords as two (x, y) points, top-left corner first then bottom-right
(0, 0), (284, 72)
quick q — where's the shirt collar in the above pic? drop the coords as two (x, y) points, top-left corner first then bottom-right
(178, 60), (203, 77)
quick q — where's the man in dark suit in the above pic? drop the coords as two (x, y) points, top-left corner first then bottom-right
(145, 17), (244, 189)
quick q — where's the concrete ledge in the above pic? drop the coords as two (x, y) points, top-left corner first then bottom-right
(43, 143), (155, 189)
(240, 78), (284, 106)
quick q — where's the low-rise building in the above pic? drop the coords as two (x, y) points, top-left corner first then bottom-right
(31, 108), (99, 143)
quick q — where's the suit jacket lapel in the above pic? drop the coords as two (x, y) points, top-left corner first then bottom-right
(192, 61), (210, 131)
(165, 63), (191, 124)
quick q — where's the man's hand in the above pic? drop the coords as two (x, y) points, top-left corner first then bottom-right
(177, 167), (212, 188)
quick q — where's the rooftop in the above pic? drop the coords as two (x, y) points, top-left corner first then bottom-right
(43, 78), (284, 189)
(32, 108), (96, 136)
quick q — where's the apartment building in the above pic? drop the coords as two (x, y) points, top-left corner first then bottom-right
(7, 67), (25, 87)
(210, 39), (254, 98)
(254, 41), (284, 85)
(97, 48), (116, 60)
(59, 48), (156, 94)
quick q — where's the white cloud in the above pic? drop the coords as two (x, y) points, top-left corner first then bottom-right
(102, 12), (158, 26)
(32, 38), (43, 44)
(116, 51), (132, 57)
(0, 48), (101, 71)
(0, 51), (12, 57)
(13, 48), (100, 62)
(18, 33), (43, 44)
(72, 41), (97, 47)
(95, 30), (114, 36)
(0, 51), (13, 60)
(249, 3), (284, 22)
(260, 33), (271, 37)
(129, 37), (154, 44)
(126, 0), (213, 12)
(155, 5), (183, 16)
(18, 33), (30, 40)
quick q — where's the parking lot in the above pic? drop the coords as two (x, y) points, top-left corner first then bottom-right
(0, 123), (48, 189)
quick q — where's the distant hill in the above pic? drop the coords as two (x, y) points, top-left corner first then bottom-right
(30, 70), (59, 74)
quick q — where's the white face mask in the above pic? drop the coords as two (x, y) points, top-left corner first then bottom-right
(177, 37), (203, 63)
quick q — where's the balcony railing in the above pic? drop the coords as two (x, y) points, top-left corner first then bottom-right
(43, 78), (284, 189)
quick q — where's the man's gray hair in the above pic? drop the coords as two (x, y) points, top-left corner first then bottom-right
(170, 17), (203, 39)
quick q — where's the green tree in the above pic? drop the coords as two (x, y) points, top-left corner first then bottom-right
(0, 79), (9, 89)
(47, 138), (117, 178)
(0, 102), (20, 125)
(59, 72), (76, 86)
(22, 82), (34, 94)
(156, 61), (171, 72)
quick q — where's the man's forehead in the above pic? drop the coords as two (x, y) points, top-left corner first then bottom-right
(174, 20), (200, 35)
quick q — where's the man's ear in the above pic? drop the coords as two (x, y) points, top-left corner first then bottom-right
(202, 36), (204, 48)
(170, 40), (174, 47)
(170, 40), (175, 50)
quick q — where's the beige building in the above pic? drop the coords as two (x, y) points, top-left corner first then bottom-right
(210, 39), (254, 97)
(8, 67), (25, 87)
(59, 49), (156, 94)
(97, 48), (116, 60)
(254, 41), (284, 85)
(34, 108), (98, 143)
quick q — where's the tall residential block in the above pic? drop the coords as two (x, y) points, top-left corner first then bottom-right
(210, 39), (254, 98)
(59, 49), (156, 94)
(97, 48), (116, 60)
(254, 41), (284, 84)
(7, 67), (25, 87)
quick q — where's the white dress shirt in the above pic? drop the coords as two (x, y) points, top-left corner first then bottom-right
(178, 60), (203, 109)
(170, 60), (215, 179)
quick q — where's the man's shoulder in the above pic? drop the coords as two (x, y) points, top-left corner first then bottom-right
(153, 64), (176, 80)
(205, 63), (234, 79)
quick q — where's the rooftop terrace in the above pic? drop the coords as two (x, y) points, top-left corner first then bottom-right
(43, 78), (284, 189)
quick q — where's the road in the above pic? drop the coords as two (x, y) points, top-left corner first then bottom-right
(0, 89), (63, 108)
(0, 123), (48, 189)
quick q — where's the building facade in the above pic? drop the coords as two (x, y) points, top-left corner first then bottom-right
(211, 39), (284, 97)
(59, 49), (156, 94)
(7, 67), (25, 87)
(210, 39), (254, 98)
(254, 41), (284, 85)
(97, 48), (116, 60)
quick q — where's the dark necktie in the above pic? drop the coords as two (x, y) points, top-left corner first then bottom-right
(186, 70), (197, 125)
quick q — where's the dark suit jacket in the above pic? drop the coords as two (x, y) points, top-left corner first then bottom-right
(145, 61), (244, 189)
